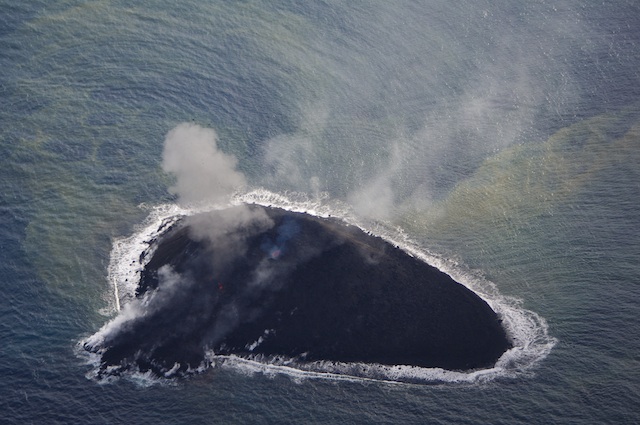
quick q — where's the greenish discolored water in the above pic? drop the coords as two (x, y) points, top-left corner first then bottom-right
(1, 1), (639, 423)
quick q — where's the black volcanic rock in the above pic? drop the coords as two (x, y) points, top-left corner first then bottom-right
(85, 205), (512, 378)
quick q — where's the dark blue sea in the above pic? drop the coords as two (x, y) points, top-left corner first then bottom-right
(1, 1), (639, 423)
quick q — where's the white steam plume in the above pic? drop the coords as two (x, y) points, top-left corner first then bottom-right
(162, 122), (274, 269)
(162, 123), (246, 207)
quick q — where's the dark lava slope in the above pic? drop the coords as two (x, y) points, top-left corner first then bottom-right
(85, 205), (512, 378)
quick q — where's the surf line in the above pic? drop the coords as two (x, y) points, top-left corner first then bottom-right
(113, 279), (121, 312)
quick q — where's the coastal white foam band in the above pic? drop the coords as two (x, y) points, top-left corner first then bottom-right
(99, 188), (556, 385)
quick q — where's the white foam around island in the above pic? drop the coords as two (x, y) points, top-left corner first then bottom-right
(99, 188), (556, 385)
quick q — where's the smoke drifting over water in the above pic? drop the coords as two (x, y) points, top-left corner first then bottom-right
(80, 116), (565, 386)
(162, 123), (246, 207)
(83, 0), (598, 381)
(80, 123), (542, 383)
(253, 2), (608, 223)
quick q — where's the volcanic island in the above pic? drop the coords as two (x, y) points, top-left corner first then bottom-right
(85, 204), (512, 378)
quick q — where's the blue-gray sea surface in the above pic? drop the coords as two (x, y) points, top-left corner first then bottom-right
(1, 1), (639, 423)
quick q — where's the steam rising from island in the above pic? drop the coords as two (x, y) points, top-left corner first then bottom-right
(83, 123), (512, 379)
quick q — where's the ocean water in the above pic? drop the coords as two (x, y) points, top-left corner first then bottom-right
(1, 1), (639, 423)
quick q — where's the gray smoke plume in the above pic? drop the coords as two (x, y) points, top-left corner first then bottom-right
(162, 122), (274, 266)
(162, 123), (247, 207)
